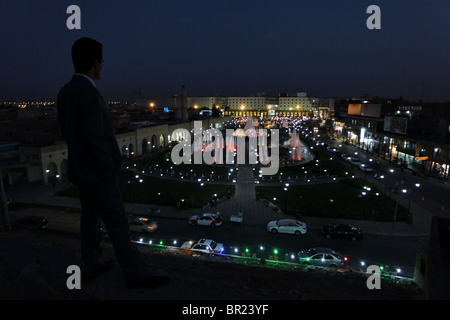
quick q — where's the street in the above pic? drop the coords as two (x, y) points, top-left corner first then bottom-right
(325, 138), (450, 219)
(131, 215), (425, 278)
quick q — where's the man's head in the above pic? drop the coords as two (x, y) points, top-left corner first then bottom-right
(71, 37), (103, 80)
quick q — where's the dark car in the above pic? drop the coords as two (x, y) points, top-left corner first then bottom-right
(15, 216), (48, 229)
(321, 223), (363, 241)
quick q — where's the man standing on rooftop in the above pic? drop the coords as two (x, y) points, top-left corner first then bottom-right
(57, 37), (169, 289)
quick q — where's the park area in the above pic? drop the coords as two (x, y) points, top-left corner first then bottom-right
(55, 146), (409, 222)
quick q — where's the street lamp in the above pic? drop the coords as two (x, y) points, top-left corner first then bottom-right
(284, 184), (289, 214)
(406, 183), (421, 218)
(392, 180), (405, 231)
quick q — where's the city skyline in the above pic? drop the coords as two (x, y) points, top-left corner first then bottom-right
(1, 0), (449, 102)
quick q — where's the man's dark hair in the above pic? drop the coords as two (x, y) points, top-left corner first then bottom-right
(71, 37), (103, 73)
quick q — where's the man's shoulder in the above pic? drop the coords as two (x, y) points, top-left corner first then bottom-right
(58, 75), (97, 97)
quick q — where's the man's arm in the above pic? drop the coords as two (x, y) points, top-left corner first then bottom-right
(79, 88), (116, 177)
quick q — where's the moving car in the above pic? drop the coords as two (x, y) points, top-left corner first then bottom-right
(129, 217), (158, 233)
(298, 247), (347, 268)
(321, 223), (363, 241)
(267, 219), (307, 235)
(189, 212), (223, 227)
(181, 238), (224, 254)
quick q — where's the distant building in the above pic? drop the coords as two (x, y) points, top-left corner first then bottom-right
(188, 92), (332, 119)
(335, 97), (450, 179)
(129, 89), (332, 120)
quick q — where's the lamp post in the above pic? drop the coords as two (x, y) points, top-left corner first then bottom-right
(392, 180), (404, 231)
(407, 183), (420, 222)
(284, 183), (289, 214)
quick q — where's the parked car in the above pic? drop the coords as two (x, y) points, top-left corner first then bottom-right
(321, 223), (363, 241)
(129, 217), (158, 233)
(14, 216), (48, 229)
(341, 153), (352, 161)
(298, 247), (347, 268)
(181, 238), (224, 254)
(189, 212), (223, 227)
(267, 219), (307, 235)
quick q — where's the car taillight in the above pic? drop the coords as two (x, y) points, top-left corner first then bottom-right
(343, 257), (348, 262)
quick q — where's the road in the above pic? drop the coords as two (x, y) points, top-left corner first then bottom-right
(324, 138), (450, 219)
(131, 214), (425, 278)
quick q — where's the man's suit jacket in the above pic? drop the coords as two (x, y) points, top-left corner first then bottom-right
(57, 75), (122, 185)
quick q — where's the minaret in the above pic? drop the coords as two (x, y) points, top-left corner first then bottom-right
(181, 85), (188, 122)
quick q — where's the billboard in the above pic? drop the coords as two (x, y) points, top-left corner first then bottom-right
(348, 103), (381, 117)
(384, 117), (407, 134)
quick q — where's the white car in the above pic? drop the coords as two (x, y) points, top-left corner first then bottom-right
(298, 247), (346, 268)
(267, 219), (307, 235)
(189, 212), (223, 227)
(129, 217), (158, 233)
(181, 239), (224, 254)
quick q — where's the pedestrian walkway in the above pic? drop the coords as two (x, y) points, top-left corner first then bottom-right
(207, 165), (285, 226)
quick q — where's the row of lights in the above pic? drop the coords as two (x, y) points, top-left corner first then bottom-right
(131, 237), (408, 276)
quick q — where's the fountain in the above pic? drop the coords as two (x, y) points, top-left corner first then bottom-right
(283, 129), (314, 165)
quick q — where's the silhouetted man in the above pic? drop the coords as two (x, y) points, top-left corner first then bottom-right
(57, 37), (168, 288)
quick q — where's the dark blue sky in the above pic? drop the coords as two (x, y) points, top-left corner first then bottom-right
(1, 0), (449, 102)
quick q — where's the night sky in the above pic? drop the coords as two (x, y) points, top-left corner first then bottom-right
(1, 0), (449, 102)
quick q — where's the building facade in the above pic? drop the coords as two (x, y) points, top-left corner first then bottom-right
(193, 93), (332, 119)
(16, 116), (232, 185)
(336, 98), (450, 179)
